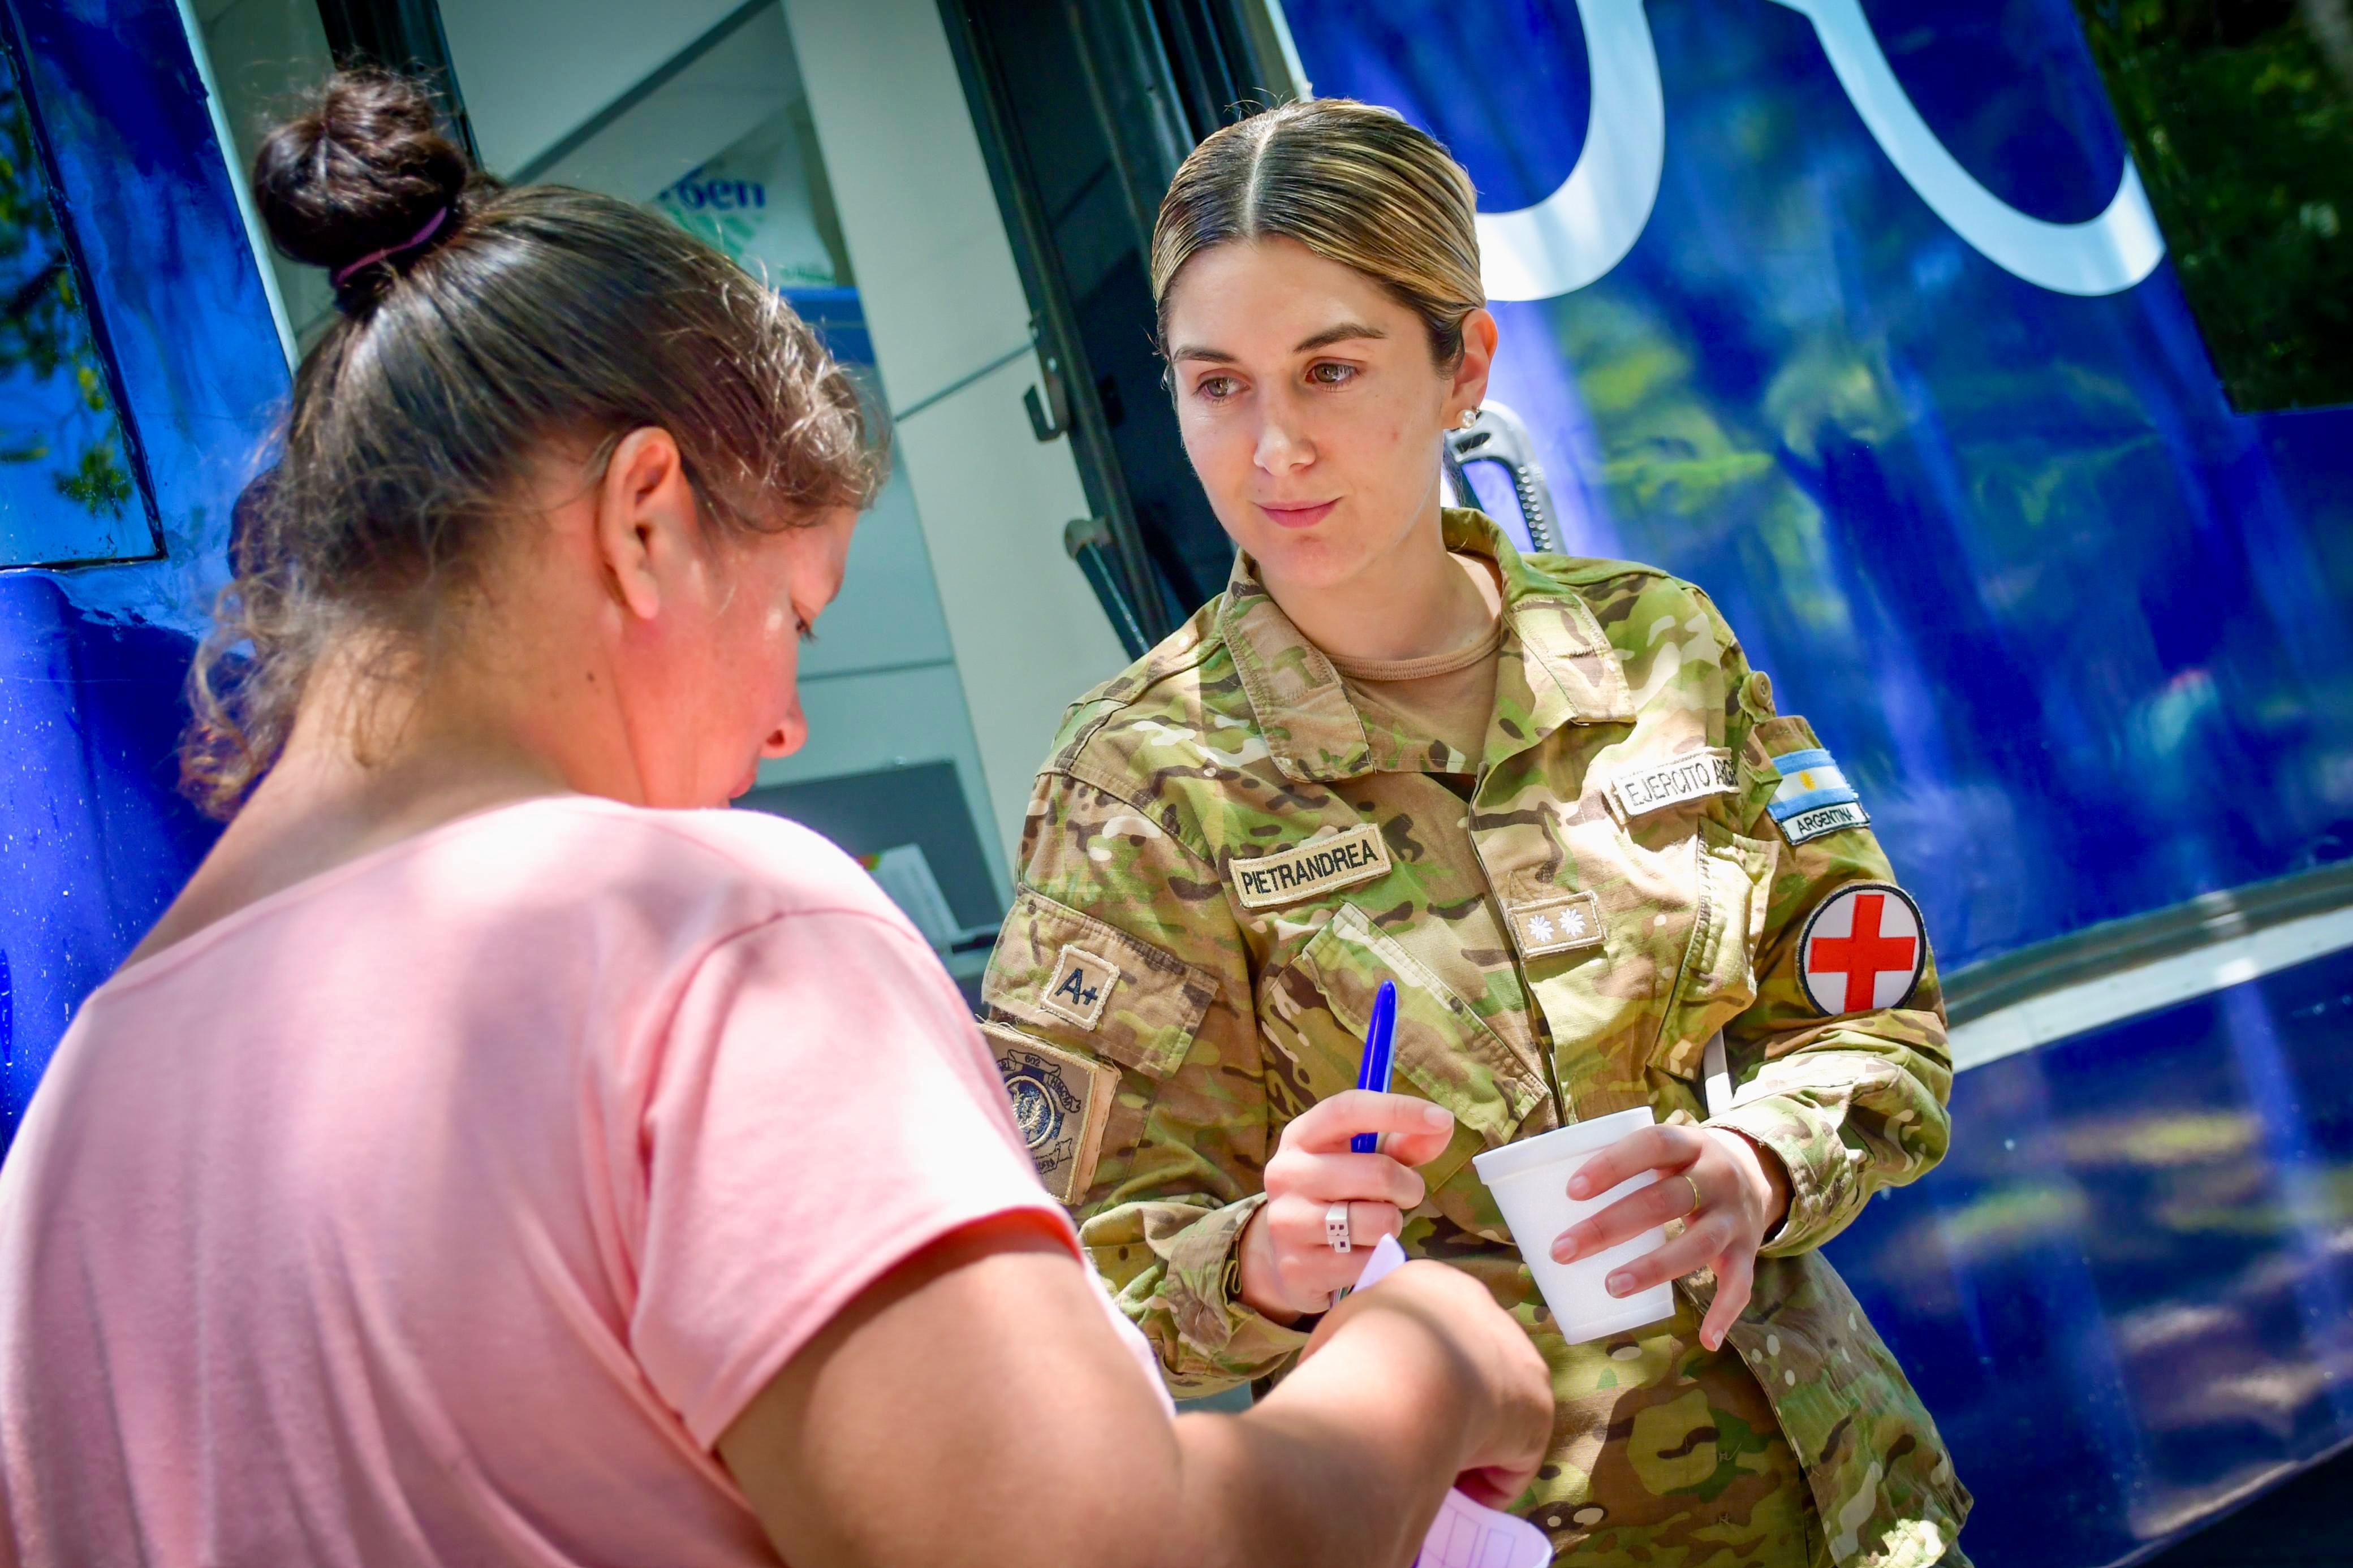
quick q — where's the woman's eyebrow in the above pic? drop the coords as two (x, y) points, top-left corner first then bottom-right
(1294, 322), (1387, 353)
(1172, 322), (1389, 363)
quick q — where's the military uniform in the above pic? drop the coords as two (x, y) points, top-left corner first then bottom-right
(983, 510), (1971, 1567)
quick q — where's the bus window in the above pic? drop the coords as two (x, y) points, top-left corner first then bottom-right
(0, 35), (156, 567)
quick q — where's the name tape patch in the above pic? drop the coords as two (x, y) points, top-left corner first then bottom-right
(1766, 746), (1868, 846)
(1610, 748), (1738, 818)
(1229, 823), (1392, 910)
(1507, 891), (1606, 958)
(985, 1025), (1121, 1204)
(1039, 943), (1119, 1030)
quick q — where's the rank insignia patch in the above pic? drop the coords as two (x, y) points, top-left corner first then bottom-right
(1039, 943), (1119, 1030)
(1507, 891), (1606, 958)
(1797, 883), (1927, 1016)
(1766, 746), (1870, 846)
(982, 1024), (1121, 1204)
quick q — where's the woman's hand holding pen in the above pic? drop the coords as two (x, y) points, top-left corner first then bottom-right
(1238, 1091), (1458, 1323)
(1546, 1124), (1792, 1351)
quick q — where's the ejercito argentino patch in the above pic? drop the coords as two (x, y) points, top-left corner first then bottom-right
(1228, 823), (1392, 910)
(1610, 748), (1738, 818)
(982, 1022), (1120, 1205)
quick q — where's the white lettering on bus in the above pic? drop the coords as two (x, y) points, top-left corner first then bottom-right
(1472, 0), (2163, 303)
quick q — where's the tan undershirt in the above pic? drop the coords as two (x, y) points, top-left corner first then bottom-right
(1327, 557), (1507, 767)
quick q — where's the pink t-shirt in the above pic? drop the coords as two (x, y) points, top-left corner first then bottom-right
(0, 797), (1078, 1567)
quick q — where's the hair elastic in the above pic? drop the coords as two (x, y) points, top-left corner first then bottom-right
(331, 207), (449, 288)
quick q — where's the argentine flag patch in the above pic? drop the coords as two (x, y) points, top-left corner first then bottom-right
(1766, 746), (1870, 846)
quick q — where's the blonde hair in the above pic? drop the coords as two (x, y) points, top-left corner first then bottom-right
(1149, 98), (1484, 364)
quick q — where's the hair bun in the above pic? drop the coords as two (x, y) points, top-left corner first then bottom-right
(251, 70), (471, 286)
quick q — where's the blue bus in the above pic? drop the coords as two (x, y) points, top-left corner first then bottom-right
(1, 1), (2345, 1563)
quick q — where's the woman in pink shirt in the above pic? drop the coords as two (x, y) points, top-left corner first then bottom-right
(0, 74), (1550, 1568)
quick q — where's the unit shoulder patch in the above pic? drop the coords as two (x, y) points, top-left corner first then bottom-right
(1506, 891), (1606, 958)
(1765, 744), (1869, 846)
(981, 1022), (1121, 1205)
(1796, 883), (1927, 1017)
(1227, 822), (1391, 910)
(1610, 748), (1739, 818)
(1039, 943), (1119, 1029)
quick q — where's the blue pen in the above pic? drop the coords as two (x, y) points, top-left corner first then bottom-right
(1351, 979), (1399, 1152)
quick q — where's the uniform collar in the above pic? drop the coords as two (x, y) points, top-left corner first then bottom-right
(1218, 509), (1635, 784)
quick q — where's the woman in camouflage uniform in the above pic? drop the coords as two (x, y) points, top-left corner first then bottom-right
(982, 98), (1970, 1568)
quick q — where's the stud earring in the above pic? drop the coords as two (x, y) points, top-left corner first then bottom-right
(1458, 407), (1480, 430)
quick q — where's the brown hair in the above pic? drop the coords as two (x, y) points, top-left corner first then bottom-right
(186, 71), (884, 816)
(1148, 98), (1485, 364)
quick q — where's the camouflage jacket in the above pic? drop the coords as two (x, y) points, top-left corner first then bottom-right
(983, 511), (1971, 1567)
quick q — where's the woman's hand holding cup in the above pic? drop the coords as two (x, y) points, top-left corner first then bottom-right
(1547, 1123), (1792, 1351)
(1237, 1091), (1457, 1323)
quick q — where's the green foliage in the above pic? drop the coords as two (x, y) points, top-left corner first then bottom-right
(52, 438), (129, 516)
(2072, 0), (2353, 411)
(0, 81), (136, 523)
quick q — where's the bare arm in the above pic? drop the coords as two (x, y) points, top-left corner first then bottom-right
(717, 1210), (1550, 1568)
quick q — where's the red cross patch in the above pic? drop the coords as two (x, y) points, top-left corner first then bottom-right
(1797, 883), (1928, 1016)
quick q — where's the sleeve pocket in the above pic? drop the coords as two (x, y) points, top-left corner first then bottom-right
(1655, 817), (1778, 1081)
(983, 888), (1218, 1081)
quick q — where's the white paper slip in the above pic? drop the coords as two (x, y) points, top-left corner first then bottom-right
(1352, 1233), (1413, 1290)
(1350, 1237), (1553, 1568)
(1416, 1488), (1553, 1568)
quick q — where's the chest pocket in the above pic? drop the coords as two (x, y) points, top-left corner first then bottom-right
(1265, 903), (1552, 1196)
(1653, 816), (1778, 1080)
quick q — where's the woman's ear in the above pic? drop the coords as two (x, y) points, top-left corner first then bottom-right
(596, 427), (700, 622)
(1450, 308), (1500, 420)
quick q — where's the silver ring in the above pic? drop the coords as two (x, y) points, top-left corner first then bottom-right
(1325, 1201), (1353, 1252)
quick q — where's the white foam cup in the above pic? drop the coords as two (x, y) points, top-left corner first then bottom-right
(1471, 1107), (1675, 1343)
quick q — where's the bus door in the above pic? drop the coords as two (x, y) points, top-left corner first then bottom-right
(180, 0), (1158, 1004)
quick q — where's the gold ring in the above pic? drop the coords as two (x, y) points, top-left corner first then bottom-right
(1682, 1173), (1704, 1216)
